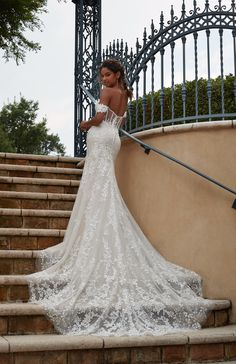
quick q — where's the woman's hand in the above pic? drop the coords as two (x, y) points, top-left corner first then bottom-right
(80, 121), (91, 132)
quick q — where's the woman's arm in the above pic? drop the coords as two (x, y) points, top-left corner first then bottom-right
(80, 88), (111, 131)
(80, 113), (104, 131)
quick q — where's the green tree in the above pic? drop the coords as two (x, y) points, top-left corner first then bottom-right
(129, 74), (236, 128)
(0, 123), (15, 152)
(0, 0), (47, 64)
(0, 96), (65, 155)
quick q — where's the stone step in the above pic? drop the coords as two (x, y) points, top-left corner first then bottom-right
(0, 303), (54, 335)
(0, 301), (233, 338)
(0, 152), (84, 169)
(0, 208), (70, 229)
(1, 281), (232, 329)
(0, 276), (31, 302)
(1, 274), (231, 329)
(76, 159), (85, 168)
(0, 176), (79, 194)
(0, 228), (65, 250)
(0, 164), (83, 181)
(0, 251), (40, 275)
(0, 294), (232, 335)
(1, 325), (236, 364)
(0, 191), (76, 210)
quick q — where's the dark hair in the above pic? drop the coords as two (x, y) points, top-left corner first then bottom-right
(99, 58), (133, 99)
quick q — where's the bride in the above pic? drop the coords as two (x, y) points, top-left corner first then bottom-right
(27, 59), (215, 336)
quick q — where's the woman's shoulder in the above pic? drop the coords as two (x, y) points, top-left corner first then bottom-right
(101, 87), (124, 97)
(99, 87), (118, 103)
(100, 87), (127, 106)
(109, 87), (128, 103)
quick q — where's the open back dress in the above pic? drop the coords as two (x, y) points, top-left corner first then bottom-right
(27, 102), (215, 336)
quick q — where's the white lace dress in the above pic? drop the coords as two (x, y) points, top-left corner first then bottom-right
(27, 102), (215, 336)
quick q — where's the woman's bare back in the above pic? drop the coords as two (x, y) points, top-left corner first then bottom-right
(102, 87), (128, 117)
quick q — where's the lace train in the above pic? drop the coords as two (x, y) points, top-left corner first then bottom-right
(27, 103), (215, 336)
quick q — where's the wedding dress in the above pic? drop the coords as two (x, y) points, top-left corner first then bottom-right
(27, 102), (215, 336)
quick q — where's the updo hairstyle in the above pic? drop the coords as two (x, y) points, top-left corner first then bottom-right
(99, 59), (133, 99)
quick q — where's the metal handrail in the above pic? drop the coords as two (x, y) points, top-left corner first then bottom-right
(80, 85), (236, 209)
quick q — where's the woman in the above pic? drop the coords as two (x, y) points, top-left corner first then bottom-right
(27, 59), (215, 336)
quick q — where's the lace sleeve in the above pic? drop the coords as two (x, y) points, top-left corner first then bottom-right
(95, 102), (109, 113)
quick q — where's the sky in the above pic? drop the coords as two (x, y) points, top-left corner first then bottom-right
(0, 0), (233, 156)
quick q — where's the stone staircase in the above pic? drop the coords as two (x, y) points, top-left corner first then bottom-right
(0, 152), (235, 364)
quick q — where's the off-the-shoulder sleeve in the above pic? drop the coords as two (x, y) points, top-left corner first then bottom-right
(95, 102), (109, 113)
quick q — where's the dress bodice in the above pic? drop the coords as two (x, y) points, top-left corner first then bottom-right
(95, 102), (126, 129)
(85, 102), (123, 161)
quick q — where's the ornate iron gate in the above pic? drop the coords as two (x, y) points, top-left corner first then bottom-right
(73, 0), (236, 156)
(72, 0), (101, 156)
